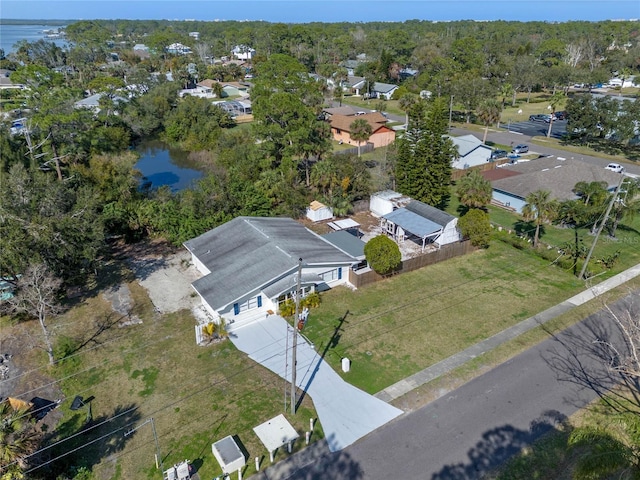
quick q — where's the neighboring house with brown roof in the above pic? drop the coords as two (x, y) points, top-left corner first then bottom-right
(329, 112), (395, 148)
(322, 105), (358, 119)
(490, 158), (623, 213)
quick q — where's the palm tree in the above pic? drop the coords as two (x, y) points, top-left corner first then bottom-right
(0, 400), (38, 474)
(457, 170), (492, 210)
(573, 180), (608, 206)
(212, 82), (224, 98)
(608, 178), (640, 238)
(569, 412), (640, 479)
(546, 91), (565, 138)
(522, 190), (558, 247)
(499, 83), (514, 109)
(310, 158), (339, 198)
(398, 93), (418, 128)
(349, 118), (373, 157)
(477, 99), (502, 143)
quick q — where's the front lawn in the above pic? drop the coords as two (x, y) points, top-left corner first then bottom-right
(20, 267), (320, 480)
(302, 240), (583, 394)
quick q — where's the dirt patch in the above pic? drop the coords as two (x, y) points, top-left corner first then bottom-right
(0, 321), (64, 430)
(115, 239), (202, 314)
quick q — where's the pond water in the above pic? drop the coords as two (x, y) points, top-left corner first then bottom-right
(134, 139), (205, 192)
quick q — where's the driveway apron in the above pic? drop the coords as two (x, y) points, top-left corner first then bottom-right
(228, 315), (403, 452)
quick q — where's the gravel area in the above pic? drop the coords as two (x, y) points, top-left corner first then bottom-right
(127, 248), (202, 314)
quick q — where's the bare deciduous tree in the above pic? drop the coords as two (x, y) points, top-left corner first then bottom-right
(544, 291), (640, 415)
(7, 264), (62, 366)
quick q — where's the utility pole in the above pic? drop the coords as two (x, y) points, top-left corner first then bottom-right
(448, 95), (454, 131)
(579, 174), (625, 280)
(291, 258), (302, 414)
(124, 418), (163, 474)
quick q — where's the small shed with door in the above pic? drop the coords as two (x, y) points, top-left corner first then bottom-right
(306, 201), (334, 222)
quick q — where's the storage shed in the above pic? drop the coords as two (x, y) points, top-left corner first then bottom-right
(369, 190), (411, 218)
(306, 201), (334, 222)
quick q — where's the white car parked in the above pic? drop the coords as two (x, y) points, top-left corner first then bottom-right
(605, 163), (624, 173)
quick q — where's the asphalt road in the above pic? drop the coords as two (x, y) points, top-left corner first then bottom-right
(451, 125), (640, 177)
(280, 291), (639, 480)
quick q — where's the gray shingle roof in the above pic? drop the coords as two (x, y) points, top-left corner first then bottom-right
(184, 217), (355, 310)
(322, 231), (366, 259)
(492, 159), (622, 201)
(405, 200), (456, 227)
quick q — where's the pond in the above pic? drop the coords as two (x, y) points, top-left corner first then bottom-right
(134, 139), (205, 192)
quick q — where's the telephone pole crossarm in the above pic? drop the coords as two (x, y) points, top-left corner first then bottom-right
(124, 417), (164, 473)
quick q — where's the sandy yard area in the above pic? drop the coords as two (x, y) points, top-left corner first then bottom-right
(124, 244), (202, 314)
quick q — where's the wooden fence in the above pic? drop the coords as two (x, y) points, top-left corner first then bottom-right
(348, 240), (475, 289)
(451, 159), (512, 181)
(334, 142), (374, 157)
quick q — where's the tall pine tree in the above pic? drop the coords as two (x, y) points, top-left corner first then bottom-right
(395, 97), (455, 209)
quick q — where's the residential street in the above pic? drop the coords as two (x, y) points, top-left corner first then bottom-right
(254, 291), (639, 480)
(450, 125), (640, 177)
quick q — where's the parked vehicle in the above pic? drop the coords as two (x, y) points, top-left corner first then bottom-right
(512, 144), (529, 154)
(529, 114), (548, 122)
(554, 111), (567, 120)
(489, 149), (508, 160)
(605, 163), (624, 173)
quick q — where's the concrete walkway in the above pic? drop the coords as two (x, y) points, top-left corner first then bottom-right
(228, 315), (403, 452)
(249, 263), (640, 479)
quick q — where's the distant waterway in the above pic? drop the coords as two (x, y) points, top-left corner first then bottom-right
(134, 139), (205, 192)
(0, 23), (69, 53)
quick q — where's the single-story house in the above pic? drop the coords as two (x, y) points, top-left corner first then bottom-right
(370, 82), (399, 100)
(322, 105), (358, 119)
(306, 201), (333, 222)
(329, 112), (395, 148)
(381, 200), (461, 250)
(74, 92), (128, 113)
(490, 157), (622, 213)
(344, 76), (366, 95)
(181, 80), (249, 99)
(448, 134), (493, 169)
(369, 190), (412, 217)
(183, 217), (357, 325)
(399, 68), (419, 80)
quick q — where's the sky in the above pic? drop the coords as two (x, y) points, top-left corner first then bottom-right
(1, 0), (639, 23)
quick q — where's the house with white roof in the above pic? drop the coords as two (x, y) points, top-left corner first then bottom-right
(448, 134), (493, 169)
(232, 45), (255, 61)
(183, 217), (357, 326)
(166, 43), (192, 55)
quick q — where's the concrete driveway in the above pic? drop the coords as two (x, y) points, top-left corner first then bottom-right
(228, 316), (403, 452)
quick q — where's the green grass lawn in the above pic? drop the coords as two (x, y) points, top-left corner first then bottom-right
(483, 202), (640, 277)
(35, 274), (320, 480)
(301, 240), (583, 394)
